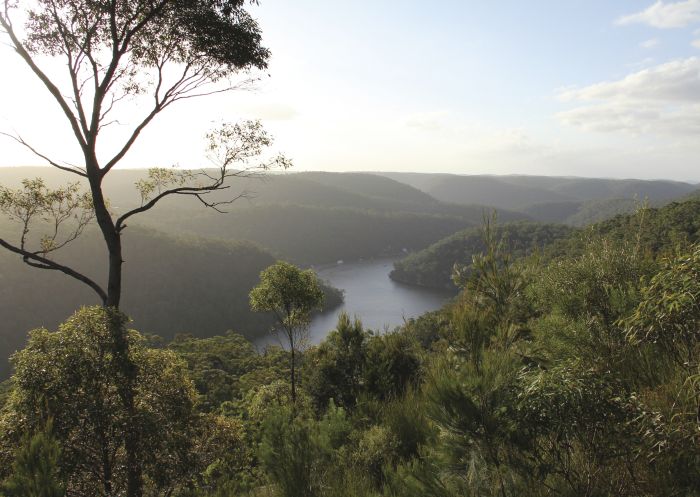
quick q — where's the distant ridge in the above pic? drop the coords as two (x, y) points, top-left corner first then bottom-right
(0, 167), (529, 264)
(377, 171), (696, 224)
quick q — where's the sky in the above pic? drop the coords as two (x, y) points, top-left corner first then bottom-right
(1, 0), (700, 181)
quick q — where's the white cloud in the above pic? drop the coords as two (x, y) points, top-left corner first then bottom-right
(617, 0), (700, 28)
(557, 57), (700, 135)
(641, 38), (660, 48)
(559, 57), (700, 103)
(693, 39), (700, 48)
(558, 102), (700, 134)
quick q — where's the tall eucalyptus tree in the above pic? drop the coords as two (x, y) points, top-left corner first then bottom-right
(0, 2), (286, 495)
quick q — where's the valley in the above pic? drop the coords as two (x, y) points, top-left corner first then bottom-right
(1, 167), (696, 376)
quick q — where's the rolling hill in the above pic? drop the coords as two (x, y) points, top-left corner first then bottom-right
(391, 198), (700, 291)
(0, 168), (529, 264)
(390, 222), (573, 290)
(378, 172), (696, 225)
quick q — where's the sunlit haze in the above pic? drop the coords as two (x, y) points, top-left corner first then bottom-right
(1, 0), (700, 181)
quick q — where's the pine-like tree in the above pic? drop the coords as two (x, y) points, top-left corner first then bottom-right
(3, 422), (65, 497)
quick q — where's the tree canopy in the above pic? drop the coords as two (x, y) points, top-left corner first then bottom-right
(250, 261), (324, 403)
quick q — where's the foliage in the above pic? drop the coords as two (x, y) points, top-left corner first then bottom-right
(250, 261), (325, 333)
(250, 261), (324, 402)
(258, 404), (351, 497)
(244, 380), (312, 425)
(626, 244), (700, 364)
(623, 246), (700, 484)
(0, 179), (93, 257)
(305, 313), (368, 410)
(424, 347), (525, 497)
(516, 365), (647, 496)
(452, 215), (533, 323)
(0, 307), (240, 496)
(391, 221), (571, 290)
(2, 421), (65, 497)
(380, 390), (433, 463)
(531, 237), (650, 371)
(351, 425), (398, 487)
(362, 331), (422, 402)
(170, 332), (262, 411)
(0, 380), (11, 410)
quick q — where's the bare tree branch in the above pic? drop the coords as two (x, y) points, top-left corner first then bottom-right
(0, 132), (88, 177)
(115, 181), (235, 231)
(100, 104), (163, 177)
(86, 0), (171, 141)
(0, 237), (107, 303)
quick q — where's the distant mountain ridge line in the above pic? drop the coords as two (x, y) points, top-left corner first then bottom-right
(374, 171), (698, 225)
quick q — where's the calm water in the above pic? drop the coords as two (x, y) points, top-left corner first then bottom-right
(255, 258), (453, 348)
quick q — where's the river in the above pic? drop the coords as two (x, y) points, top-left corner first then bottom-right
(255, 258), (454, 348)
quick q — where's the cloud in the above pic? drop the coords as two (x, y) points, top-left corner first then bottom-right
(641, 38), (660, 48)
(559, 57), (700, 103)
(557, 57), (700, 134)
(617, 0), (700, 28)
(558, 102), (700, 134)
(693, 38), (700, 48)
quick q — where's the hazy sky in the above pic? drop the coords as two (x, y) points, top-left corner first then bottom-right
(1, 0), (700, 181)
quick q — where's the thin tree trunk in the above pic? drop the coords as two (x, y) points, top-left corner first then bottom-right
(107, 309), (143, 497)
(290, 329), (296, 404)
(87, 170), (122, 308)
(87, 162), (142, 497)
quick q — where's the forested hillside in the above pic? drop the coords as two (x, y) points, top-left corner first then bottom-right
(391, 222), (572, 289)
(0, 223), (342, 377)
(391, 199), (700, 291)
(0, 168), (527, 264)
(1, 167), (536, 377)
(139, 205), (483, 264)
(4, 200), (699, 496)
(551, 198), (700, 257)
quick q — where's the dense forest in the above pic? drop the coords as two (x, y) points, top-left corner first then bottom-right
(391, 221), (573, 290)
(1, 198), (700, 496)
(0, 221), (342, 377)
(390, 199), (700, 291)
